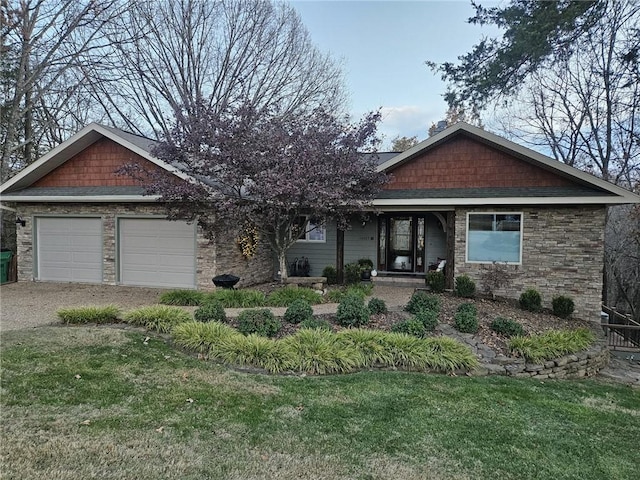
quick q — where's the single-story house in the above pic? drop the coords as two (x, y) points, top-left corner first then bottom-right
(1, 122), (638, 320)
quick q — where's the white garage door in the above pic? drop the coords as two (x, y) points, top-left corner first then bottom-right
(119, 218), (196, 288)
(37, 217), (103, 283)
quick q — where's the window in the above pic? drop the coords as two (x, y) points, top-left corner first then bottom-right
(295, 217), (326, 242)
(466, 213), (522, 263)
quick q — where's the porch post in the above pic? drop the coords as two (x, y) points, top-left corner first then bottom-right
(445, 211), (455, 290)
(336, 228), (345, 284)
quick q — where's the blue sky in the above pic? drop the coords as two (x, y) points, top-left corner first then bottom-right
(291, 0), (500, 149)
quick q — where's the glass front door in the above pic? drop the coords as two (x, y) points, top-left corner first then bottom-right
(378, 215), (426, 273)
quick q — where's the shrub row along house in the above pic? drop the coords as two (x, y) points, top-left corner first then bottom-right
(1, 122), (638, 320)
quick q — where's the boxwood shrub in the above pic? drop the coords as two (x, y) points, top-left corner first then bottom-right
(455, 274), (476, 298)
(405, 291), (440, 314)
(336, 294), (370, 327)
(283, 299), (314, 324)
(519, 288), (542, 312)
(552, 295), (575, 319)
(490, 317), (524, 337)
(237, 309), (282, 337)
(194, 300), (226, 323)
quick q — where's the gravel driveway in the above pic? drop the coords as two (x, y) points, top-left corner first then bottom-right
(0, 282), (171, 331)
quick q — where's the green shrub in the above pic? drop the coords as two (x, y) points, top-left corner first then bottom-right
(344, 262), (362, 285)
(347, 282), (374, 297)
(267, 286), (323, 307)
(282, 328), (363, 375)
(336, 294), (370, 327)
(426, 271), (445, 293)
(455, 274), (476, 298)
(206, 289), (266, 308)
(237, 309), (282, 337)
(283, 299), (314, 324)
(454, 303), (478, 333)
(299, 317), (333, 331)
(57, 305), (120, 324)
(509, 328), (595, 363)
(368, 297), (388, 315)
(322, 265), (338, 285)
(357, 258), (374, 269)
(172, 321), (240, 354)
(405, 291), (440, 314)
(391, 318), (427, 337)
(326, 288), (346, 303)
(194, 300), (226, 323)
(124, 305), (192, 333)
(414, 309), (439, 332)
(158, 290), (204, 306)
(490, 317), (524, 337)
(552, 295), (575, 319)
(519, 288), (542, 312)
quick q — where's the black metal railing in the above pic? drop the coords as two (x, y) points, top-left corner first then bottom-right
(601, 305), (640, 351)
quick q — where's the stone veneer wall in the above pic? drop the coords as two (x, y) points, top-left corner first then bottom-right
(454, 206), (606, 321)
(15, 203), (273, 289)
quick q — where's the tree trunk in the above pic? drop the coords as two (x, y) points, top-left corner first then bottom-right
(336, 228), (344, 284)
(278, 252), (288, 282)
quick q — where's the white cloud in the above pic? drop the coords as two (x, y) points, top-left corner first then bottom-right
(378, 105), (441, 150)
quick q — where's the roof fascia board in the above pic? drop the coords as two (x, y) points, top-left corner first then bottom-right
(0, 195), (161, 203)
(0, 123), (191, 193)
(373, 196), (637, 207)
(376, 122), (640, 203)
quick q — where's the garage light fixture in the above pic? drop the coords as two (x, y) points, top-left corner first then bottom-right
(15, 217), (25, 227)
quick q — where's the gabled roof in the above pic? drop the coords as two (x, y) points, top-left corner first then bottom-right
(375, 122), (640, 206)
(0, 123), (191, 200)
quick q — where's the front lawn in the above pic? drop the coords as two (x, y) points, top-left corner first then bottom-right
(1, 327), (638, 480)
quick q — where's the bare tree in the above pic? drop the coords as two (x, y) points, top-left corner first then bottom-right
(85, 0), (347, 140)
(1, 0), (128, 181)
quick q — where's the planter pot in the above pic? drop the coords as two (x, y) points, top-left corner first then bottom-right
(212, 274), (240, 289)
(361, 269), (372, 281)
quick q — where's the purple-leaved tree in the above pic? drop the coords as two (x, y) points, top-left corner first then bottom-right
(123, 103), (388, 281)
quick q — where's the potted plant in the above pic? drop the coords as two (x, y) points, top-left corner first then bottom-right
(357, 258), (374, 281)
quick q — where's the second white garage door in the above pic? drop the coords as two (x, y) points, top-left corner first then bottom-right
(119, 218), (196, 288)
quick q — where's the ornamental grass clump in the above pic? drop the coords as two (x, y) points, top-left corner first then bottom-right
(158, 290), (204, 306)
(367, 297), (388, 315)
(237, 309), (281, 337)
(455, 274), (476, 298)
(509, 328), (595, 363)
(283, 299), (314, 324)
(124, 305), (192, 333)
(405, 291), (440, 315)
(336, 294), (370, 327)
(282, 328), (363, 375)
(552, 295), (575, 319)
(519, 288), (542, 312)
(172, 321), (240, 355)
(57, 305), (121, 324)
(194, 300), (226, 323)
(267, 287), (323, 307)
(490, 317), (524, 337)
(206, 289), (266, 308)
(454, 302), (478, 334)
(335, 329), (393, 366)
(217, 334), (291, 373)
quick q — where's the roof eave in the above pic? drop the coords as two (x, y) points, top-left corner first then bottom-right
(372, 196), (637, 207)
(0, 195), (161, 203)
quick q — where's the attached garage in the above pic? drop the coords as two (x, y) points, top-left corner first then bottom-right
(36, 217), (103, 283)
(119, 218), (196, 288)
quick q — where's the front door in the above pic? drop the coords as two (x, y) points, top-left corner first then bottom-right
(377, 215), (426, 273)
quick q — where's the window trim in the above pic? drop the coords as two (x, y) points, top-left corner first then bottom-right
(465, 211), (523, 265)
(295, 217), (327, 243)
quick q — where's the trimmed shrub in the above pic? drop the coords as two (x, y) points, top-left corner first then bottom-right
(336, 294), (370, 327)
(455, 274), (476, 298)
(322, 265), (338, 285)
(194, 301), (226, 323)
(237, 309), (281, 337)
(519, 288), (542, 312)
(426, 271), (445, 293)
(391, 318), (427, 337)
(206, 289), (266, 308)
(405, 291), (440, 314)
(552, 295), (575, 319)
(158, 290), (204, 306)
(57, 305), (120, 324)
(299, 317), (333, 331)
(283, 299), (314, 324)
(454, 303), (478, 334)
(124, 305), (192, 333)
(414, 309), (439, 332)
(490, 317), (524, 337)
(509, 328), (595, 363)
(267, 287), (323, 307)
(368, 297), (388, 315)
(344, 262), (362, 285)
